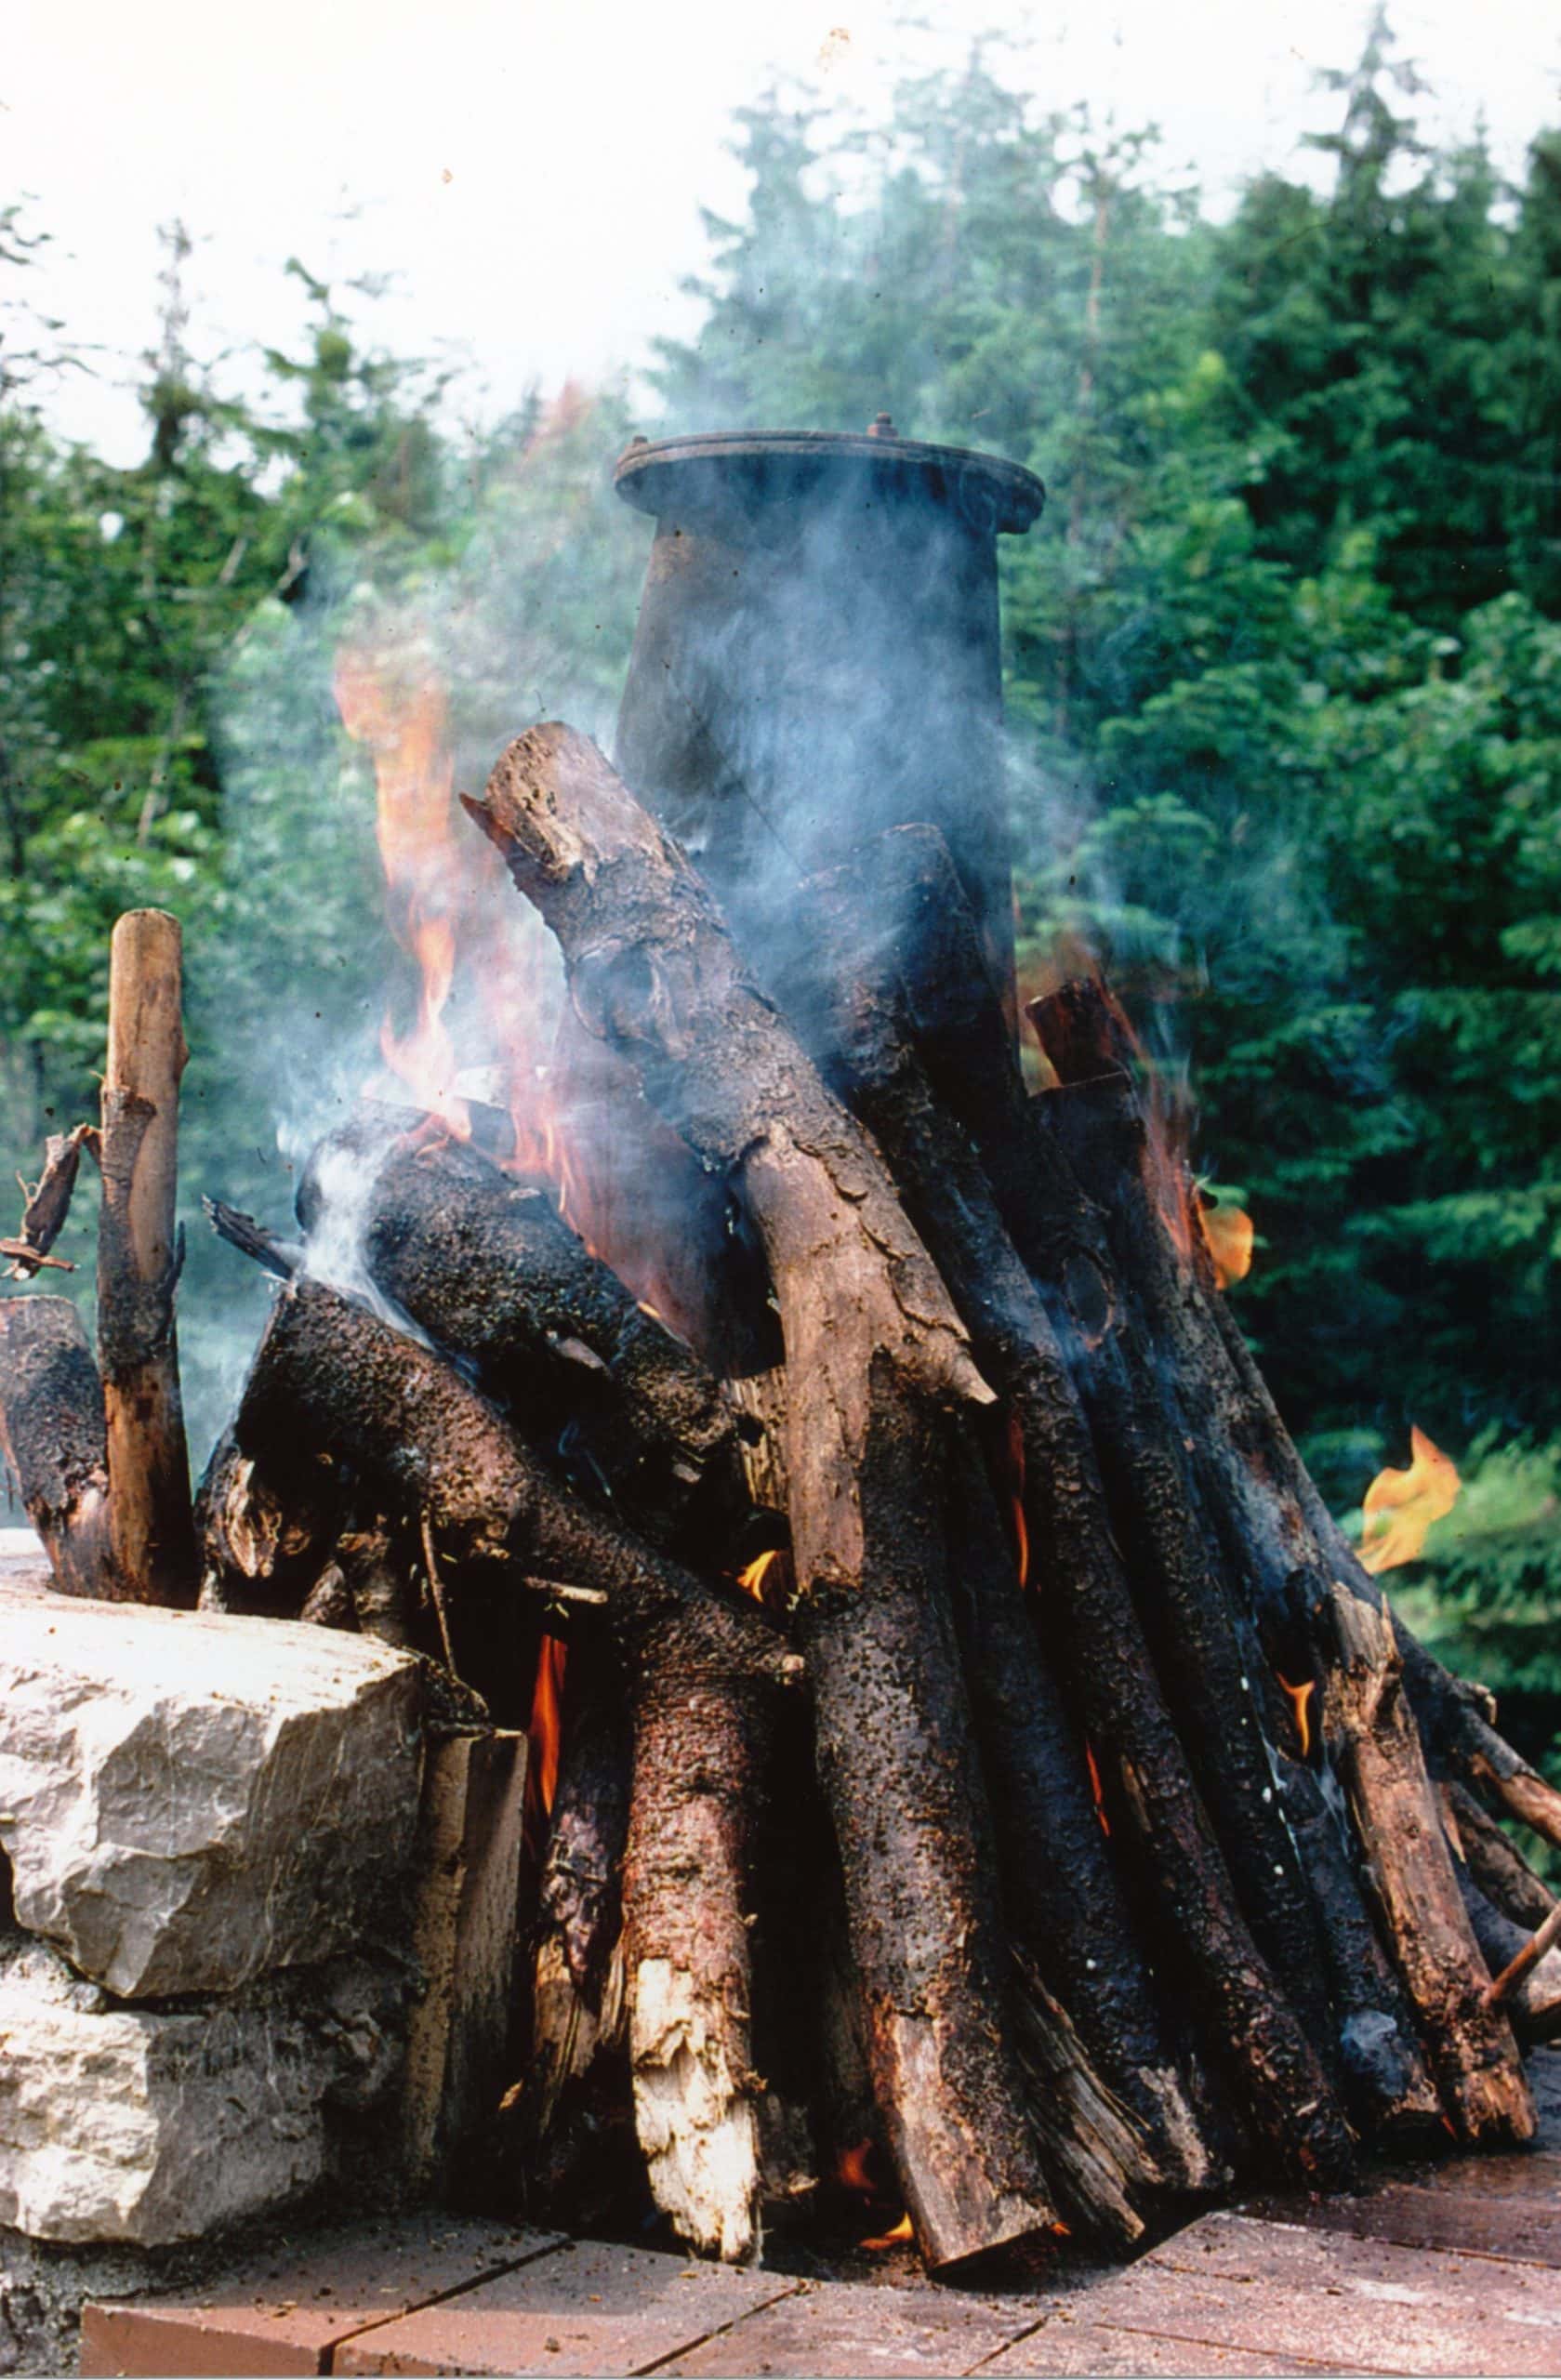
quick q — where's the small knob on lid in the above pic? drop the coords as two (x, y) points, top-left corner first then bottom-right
(866, 412), (899, 439)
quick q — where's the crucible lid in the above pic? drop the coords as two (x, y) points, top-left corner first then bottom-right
(613, 426), (1045, 539)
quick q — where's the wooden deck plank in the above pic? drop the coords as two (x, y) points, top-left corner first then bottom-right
(656, 2276), (1033, 2375)
(79, 2216), (563, 2377)
(331, 2239), (798, 2377)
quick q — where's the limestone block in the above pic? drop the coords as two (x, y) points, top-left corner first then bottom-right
(0, 1934), (404, 2246)
(0, 1584), (422, 1997)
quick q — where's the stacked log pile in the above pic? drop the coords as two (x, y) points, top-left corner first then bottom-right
(6, 736), (1561, 2281)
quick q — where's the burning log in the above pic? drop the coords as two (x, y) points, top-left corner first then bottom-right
(230, 1273), (797, 2256)
(1027, 973), (1533, 2147)
(793, 832), (1350, 2184)
(520, 1643), (632, 2217)
(0, 1296), (114, 1597)
(469, 723), (1063, 2271)
(96, 909), (196, 1604)
(294, 1109), (748, 1560)
(773, 881), (1213, 2193)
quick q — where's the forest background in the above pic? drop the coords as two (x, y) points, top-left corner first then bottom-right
(6, 14), (1561, 1803)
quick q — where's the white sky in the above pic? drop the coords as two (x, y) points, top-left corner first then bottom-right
(7, 0), (1561, 463)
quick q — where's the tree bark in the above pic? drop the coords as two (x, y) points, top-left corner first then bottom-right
(468, 724), (1061, 2271)
(0, 1296), (114, 1597)
(97, 909), (195, 1603)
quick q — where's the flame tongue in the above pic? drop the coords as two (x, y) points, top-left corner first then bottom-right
(335, 642), (470, 1135)
(1360, 1426), (1461, 1575)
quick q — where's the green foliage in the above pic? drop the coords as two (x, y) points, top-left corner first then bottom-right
(5, 20), (1561, 1801)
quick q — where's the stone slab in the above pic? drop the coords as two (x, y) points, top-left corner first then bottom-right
(0, 1581), (422, 1997)
(658, 2277), (1035, 2375)
(79, 2215), (564, 2376)
(980, 2318), (1355, 2374)
(0, 1933), (403, 2248)
(1250, 2178), (1561, 2269)
(332, 2239), (798, 2376)
(1070, 2209), (1561, 2374)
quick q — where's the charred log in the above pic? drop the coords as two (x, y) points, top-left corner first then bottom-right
(0, 1295), (114, 1597)
(469, 724), (1062, 2271)
(296, 1109), (748, 1560)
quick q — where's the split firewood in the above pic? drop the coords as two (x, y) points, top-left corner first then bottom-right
(468, 723), (1063, 2271)
(522, 1642), (631, 2194)
(194, 1425), (336, 1615)
(0, 1296), (114, 1598)
(295, 1107), (749, 1561)
(5, 1121), (96, 1279)
(229, 1273), (797, 2257)
(97, 909), (196, 1604)
(1320, 1581), (1534, 2138)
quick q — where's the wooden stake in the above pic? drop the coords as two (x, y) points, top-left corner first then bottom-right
(97, 909), (196, 1604)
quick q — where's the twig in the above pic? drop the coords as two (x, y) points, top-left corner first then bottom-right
(419, 1508), (462, 1683)
(1485, 1900), (1561, 2009)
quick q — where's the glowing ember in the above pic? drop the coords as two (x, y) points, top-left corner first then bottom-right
(527, 1636), (568, 1818)
(1084, 1739), (1111, 1836)
(1199, 1197), (1254, 1290)
(1007, 1409), (1029, 1590)
(1277, 1674), (1316, 1758)
(1360, 1427), (1461, 1575)
(861, 2212), (914, 2251)
(836, 2140), (877, 2196)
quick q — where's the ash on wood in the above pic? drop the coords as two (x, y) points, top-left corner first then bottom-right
(0, 1296), (113, 1597)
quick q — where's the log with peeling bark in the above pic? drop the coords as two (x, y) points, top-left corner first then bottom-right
(230, 1273), (796, 2256)
(0, 1296), (114, 1597)
(468, 722), (1063, 2271)
(97, 909), (196, 1605)
(295, 1107), (749, 1560)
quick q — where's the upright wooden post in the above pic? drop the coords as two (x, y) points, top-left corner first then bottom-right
(98, 908), (196, 1604)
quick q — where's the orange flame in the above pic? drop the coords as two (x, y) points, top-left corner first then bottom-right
(862, 2213), (914, 2252)
(1277, 1674), (1316, 1758)
(736, 1548), (781, 1602)
(1084, 1740), (1111, 1837)
(527, 1636), (568, 1819)
(1360, 1427), (1461, 1575)
(335, 645), (470, 1136)
(1199, 1197), (1254, 1290)
(334, 632), (573, 1200)
(837, 2140), (877, 2196)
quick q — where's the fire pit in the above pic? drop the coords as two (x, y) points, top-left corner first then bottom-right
(1, 422), (1559, 2297)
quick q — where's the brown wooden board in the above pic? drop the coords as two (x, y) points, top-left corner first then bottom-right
(331, 2240), (798, 2377)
